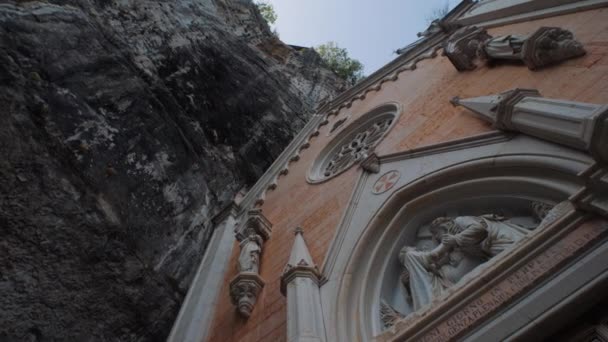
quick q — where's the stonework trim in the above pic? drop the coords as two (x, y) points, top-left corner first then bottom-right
(321, 131), (511, 276)
(461, 0), (608, 29)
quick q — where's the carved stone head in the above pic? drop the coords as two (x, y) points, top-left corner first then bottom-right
(429, 216), (456, 241)
(229, 274), (265, 318)
(522, 27), (586, 70)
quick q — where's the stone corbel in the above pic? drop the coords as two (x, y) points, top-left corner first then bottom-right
(443, 26), (585, 71)
(229, 209), (272, 318)
(281, 227), (326, 342)
(451, 88), (608, 164)
(360, 153), (380, 174)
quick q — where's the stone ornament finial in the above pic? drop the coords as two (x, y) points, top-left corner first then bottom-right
(443, 26), (585, 71)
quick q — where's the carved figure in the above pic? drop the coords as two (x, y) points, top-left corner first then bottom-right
(481, 34), (526, 60)
(431, 214), (531, 258)
(238, 229), (263, 273)
(398, 213), (537, 311)
(443, 26), (585, 71)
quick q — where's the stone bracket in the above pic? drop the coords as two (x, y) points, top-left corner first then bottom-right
(229, 273), (265, 318)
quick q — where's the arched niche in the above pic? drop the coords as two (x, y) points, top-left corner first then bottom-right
(332, 153), (589, 341)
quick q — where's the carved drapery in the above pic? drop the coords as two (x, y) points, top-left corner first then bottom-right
(443, 26), (585, 71)
(386, 201), (558, 325)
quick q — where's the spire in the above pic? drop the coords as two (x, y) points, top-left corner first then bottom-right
(451, 88), (541, 129)
(281, 227), (323, 295)
(286, 227), (315, 269)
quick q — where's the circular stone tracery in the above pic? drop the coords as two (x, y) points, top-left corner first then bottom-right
(308, 103), (400, 183)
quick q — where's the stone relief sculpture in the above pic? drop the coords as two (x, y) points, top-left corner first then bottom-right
(443, 26), (585, 71)
(380, 300), (405, 329)
(396, 206), (551, 316)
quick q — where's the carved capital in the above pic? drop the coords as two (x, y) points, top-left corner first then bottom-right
(361, 153), (381, 173)
(493, 88), (542, 130)
(522, 27), (586, 70)
(235, 209), (272, 242)
(229, 273), (265, 318)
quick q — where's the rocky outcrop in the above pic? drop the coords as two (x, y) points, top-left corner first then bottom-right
(0, 0), (346, 340)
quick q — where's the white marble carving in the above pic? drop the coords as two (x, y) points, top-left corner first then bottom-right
(237, 229), (263, 273)
(398, 212), (540, 312)
(379, 300), (405, 329)
(444, 26), (585, 71)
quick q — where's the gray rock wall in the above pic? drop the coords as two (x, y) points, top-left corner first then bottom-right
(0, 1), (346, 340)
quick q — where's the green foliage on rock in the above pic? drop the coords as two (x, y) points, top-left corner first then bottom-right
(256, 2), (277, 25)
(315, 42), (364, 86)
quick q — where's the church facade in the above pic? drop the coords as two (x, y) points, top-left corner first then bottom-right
(170, 1), (608, 341)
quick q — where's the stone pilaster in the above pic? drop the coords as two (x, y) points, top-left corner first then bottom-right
(281, 227), (326, 342)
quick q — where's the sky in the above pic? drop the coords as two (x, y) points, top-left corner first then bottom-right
(264, 0), (459, 75)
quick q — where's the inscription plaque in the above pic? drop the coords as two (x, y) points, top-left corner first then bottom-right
(416, 220), (607, 342)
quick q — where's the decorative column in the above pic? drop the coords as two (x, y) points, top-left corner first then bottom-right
(229, 209), (272, 318)
(281, 227), (326, 342)
(451, 88), (608, 163)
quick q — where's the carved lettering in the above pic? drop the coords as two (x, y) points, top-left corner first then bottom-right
(415, 220), (607, 341)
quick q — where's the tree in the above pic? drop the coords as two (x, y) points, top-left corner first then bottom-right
(315, 42), (365, 86)
(256, 2), (277, 25)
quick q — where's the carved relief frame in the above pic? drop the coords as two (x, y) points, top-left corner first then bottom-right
(318, 132), (606, 341)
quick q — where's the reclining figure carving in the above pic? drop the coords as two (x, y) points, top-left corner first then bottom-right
(443, 26), (585, 71)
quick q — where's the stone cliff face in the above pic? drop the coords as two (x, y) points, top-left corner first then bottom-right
(0, 0), (346, 340)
